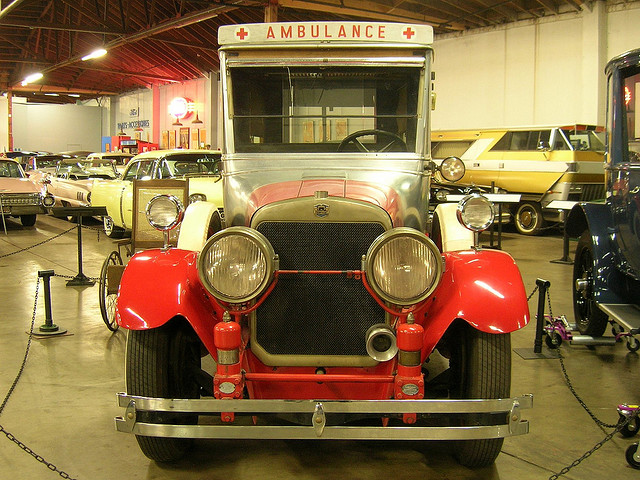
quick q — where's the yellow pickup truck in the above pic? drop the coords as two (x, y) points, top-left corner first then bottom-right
(431, 125), (605, 234)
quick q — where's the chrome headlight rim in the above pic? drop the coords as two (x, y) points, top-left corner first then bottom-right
(42, 194), (56, 207)
(364, 227), (443, 306)
(439, 156), (466, 182)
(456, 193), (495, 232)
(189, 193), (207, 204)
(197, 226), (277, 304)
(145, 194), (184, 231)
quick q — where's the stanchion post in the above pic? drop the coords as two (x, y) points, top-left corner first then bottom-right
(36, 270), (67, 336)
(534, 278), (551, 353)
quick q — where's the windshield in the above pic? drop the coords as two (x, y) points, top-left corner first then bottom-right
(0, 161), (24, 178)
(58, 161), (118, 179)
(623, 69), (640, 161)
(159, 153), (221, 178)
(229, 66), (420, 154)
(559, 128), (605, 152)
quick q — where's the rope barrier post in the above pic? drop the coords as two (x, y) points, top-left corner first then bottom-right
(534, 278), (551, 353)
(35, 270), (67, 336)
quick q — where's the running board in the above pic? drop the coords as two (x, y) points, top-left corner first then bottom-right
(599, 303), (640, 335)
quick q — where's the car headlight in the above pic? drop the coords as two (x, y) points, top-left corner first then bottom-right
(198, 227), (277, 304)
(42, 194), (56, 207)
(364, 227), (443, 305)
(439, 156), (465, 182)
(189, 193), (207, 204)
(456, 193), (494, 232)
(145, 194), (184, 231)
(435, 189), (448, 202)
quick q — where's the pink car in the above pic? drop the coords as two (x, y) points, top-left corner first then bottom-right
(0, 158), (54, 226)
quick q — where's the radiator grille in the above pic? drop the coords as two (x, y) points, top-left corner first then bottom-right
(580, 184), (605, 202)
(0, 193), (41, 206)
(255, 221), (386, 358)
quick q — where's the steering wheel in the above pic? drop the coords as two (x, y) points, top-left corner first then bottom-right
(337, 129), (407, 153)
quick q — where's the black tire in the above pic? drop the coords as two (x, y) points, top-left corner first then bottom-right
(449, 322), (511, 467)
(545, 331), (562, 349)
(572, 231), (609, 336)
(620, 414), (640, 438)
(514, 202), (544, 235)
(626, 443), (640, 469)
(99, 251), (123, 332)
(20, 214), (36, 227)
(126, 323), (202, 462)
(103, 215), (126, 239)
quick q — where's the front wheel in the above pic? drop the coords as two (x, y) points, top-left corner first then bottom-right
(99, 251), (123, 332)
(514, 202), (544, 235)
(20, 214), (36, 227)
(103, 215), (125, 239)
(448, 322), (511, 467)
(573, 231), (609, 336)
(126, 322), (202, 462)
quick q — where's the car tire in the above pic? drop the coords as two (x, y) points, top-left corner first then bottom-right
(449, 322), (510, 467)
(20, 214), (36, 227)
(103, 215), (125, 239)
(514, 201), (544, 235)
(126, 322), (202, 462)
(572, 231), (609, 336)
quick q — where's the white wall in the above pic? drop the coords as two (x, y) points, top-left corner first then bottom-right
(0, 97), (103, 153)
(432, 0), (640, 130)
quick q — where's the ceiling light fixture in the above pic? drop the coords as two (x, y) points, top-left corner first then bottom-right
(81, 48), (107, 61)
(21, 72), (43, 86)
(192, 111), (203, 124)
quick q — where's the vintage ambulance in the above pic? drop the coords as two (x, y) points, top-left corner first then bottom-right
(114, 21), (532, 469)
(431, 125), (606, 234)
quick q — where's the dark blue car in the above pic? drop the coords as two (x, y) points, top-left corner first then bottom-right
(566, 48), (640, 339)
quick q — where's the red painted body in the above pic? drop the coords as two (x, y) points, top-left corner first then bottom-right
(116, 244), (529, 400)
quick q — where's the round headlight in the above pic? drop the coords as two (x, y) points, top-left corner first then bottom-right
(189, 193), (207, 204)
(42, 194), (56, 207)
(365, 227), (443, 305)
(435, 189), (448, 202)
(456, 194), (494, 232)
(439, 156), (466, 182)
(145, 194), (184, 231)
(198, 227), (276, 304)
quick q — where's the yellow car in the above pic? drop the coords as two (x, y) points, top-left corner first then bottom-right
(431, 125), (605, 234)
(91, 149), (222, 238)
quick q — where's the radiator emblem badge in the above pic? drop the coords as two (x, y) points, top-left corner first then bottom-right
(314, 203), (329, 217)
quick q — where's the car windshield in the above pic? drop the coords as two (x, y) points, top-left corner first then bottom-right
(624, 68), (640, 162)
(229, 66), (421, 154)
(58, 161), (118, 179)
(160, 153), (221, 177)
(0, 160), (24, 178)
(559, 128), (605, 152)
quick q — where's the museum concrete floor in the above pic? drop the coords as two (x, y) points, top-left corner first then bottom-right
(1, 214), (639, 480)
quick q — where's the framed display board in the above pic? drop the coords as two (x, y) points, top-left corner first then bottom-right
(131, 179), (189, 249)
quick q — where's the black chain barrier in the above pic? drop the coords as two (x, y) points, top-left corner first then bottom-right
(0, 278), (78, 479)
(0, 225), (78, 259)
(528, 285), (629, 479)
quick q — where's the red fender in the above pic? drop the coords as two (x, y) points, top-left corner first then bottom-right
(420, 249), (530, 358)
(115, 249), (222, 356)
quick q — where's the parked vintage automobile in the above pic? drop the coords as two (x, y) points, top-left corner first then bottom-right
(567, 48), (640, 341)
(90, 149), (222, 238)
(46, 157), (120, 209)
(22, 153), (69, 182)
(0, 157), (54, 226)
(432, 125), (606, 235)
(113, 22), (532, 469)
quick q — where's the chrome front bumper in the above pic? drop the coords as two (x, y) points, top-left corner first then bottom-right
(115, 393), (532, 440)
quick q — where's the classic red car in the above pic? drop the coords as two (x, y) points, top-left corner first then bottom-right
(114, 21), (532, 469)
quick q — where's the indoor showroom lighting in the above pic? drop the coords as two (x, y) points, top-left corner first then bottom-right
(81, 48), (107, 61)
(21, 72), (43, 86)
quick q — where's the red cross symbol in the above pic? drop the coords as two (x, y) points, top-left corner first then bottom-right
(236, 27), (248, 40)
(403, 27), (415, 39)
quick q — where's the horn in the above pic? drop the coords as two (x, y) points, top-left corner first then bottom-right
(365, 324), (398, 362)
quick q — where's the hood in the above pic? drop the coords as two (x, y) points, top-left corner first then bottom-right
(246, 179), (401, 223)
(0, 177), (42, 195)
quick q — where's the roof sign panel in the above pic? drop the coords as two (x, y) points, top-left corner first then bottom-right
(218, 22), (433, 46)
